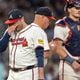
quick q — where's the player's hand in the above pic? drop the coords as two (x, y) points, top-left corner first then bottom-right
(7, 22), (19, 35)
(72, 60), (80, 71)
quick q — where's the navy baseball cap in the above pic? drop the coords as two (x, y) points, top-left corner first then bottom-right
(5, 9), (23, 24)
(35, 7), (55, 20)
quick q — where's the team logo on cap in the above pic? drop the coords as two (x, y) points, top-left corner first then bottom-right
(19, 15), (22, 18)
(9, 14), (13, 19)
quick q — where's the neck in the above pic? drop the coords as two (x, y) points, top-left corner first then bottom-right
(69, 15), (80, 22)
(22, 22), (27, 29)
(15, 22), (27, 32)
(33, 18), (43, 29)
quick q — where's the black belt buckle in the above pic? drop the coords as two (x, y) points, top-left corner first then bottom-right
(27, 65), (35, 70)
(12, 68), (20, 72)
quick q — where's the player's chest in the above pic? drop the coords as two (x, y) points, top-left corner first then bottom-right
(10, 32), (33, 47)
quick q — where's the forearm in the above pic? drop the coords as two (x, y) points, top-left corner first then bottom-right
(0, 31), (10, 52)
(35, 46), (44, 79)
(38, 67), (44, 80)
(56, 46), (75, 64)
(55, 46), (67, 59)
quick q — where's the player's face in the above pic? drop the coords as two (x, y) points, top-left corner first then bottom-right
(8, 20), (22, 32)
(42, 16), (51, 29)
(14, 21), (23, 32)
(68, 7), (80, 18)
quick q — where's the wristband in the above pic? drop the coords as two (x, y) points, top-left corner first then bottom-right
(64, 55), (75, 64)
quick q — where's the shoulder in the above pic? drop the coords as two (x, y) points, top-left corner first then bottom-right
(55, 17), (67, 27)
(28, 24), (46, 37)
(54, 17), (68, 33)
(30, 24), (45, 33)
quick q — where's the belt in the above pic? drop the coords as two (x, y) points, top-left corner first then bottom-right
(9, 65), (37, 72)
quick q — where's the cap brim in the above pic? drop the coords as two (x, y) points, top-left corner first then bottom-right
(48, 16), (56, 20)
(5, 18), (20, 24)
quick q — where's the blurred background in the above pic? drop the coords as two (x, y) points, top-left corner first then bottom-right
(0, 0), (66, 80)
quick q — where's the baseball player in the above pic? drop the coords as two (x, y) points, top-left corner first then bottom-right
(49, 0), (80, 80)
(4, 7), (55, 80)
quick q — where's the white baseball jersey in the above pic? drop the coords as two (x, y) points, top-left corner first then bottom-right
(9, 23), (49, 68)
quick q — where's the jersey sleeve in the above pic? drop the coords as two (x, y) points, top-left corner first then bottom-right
(43, 33), (50, 51)
(0, 30), (10, 52)
(54, 25), (67, 41)
(33, 29), (49, 51)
